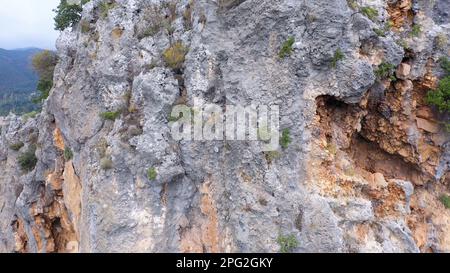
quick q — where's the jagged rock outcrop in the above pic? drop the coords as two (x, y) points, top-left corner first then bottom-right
(0, 0), (449, 253)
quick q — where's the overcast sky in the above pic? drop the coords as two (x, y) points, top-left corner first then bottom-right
(0, 0), (60, 50)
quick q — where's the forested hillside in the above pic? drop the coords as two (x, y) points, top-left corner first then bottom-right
(0, 48), (41, 115)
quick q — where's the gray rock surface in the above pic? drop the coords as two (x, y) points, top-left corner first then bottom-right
(0, 0), (449, 253)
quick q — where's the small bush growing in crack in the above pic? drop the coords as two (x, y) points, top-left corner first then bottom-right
(280, 129), (292, 149)
(426, 57), (450, 115)
(440, 195), (450, 209)
(374, 21), (393, 38)
(163, 41), (188, 71)
(279, 37), (295, 59)
(147, 167), (158, 180)
(439, 56), (450, 73)
(375, 62), (396, 80)
(100, 110), (121, 121)
(64, 147), (73, 161)
(373, 28), (386, 37)
(426, 56), (450, 132)
(277, 234), (298, 253)
(410, 24), (422, 37)
(361, 6), (378, 21)
(427, 76), (450, 112)
(18, 145), (38, 172)
(330, 48), (344, 68)
(385, 20), (394, 30)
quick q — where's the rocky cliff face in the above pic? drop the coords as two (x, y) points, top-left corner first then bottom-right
(0, 0), (449, 253)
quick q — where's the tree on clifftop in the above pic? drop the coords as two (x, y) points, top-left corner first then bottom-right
(53, 0), (90, 31)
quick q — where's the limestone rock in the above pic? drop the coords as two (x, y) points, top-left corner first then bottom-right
(416, 117), (440, 133)
(396, 63), (411, 80)
(0, 0), (449, 253)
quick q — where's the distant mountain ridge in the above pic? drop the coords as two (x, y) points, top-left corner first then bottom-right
(0, 48), (42, 115)
(0, 48), (40, 92)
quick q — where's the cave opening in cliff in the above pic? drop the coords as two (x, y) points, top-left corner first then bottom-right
(315, 94), (430, 185)
(348, 133), (426, 185)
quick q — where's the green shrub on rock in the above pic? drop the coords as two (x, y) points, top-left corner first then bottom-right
(426, 57), (450, 112)
(410, 24), (422, 37)
(426, 77), (450, 112)
(277, 234), (298, 253)
(426, 57), (450, 131)
(9, 142), (24, 151)
(280, 129), (292, 149)
(440, 195), (450, 209)
(64, 147), (74, 161)
(18, 146), (38, 172)
(331, 48), (344, 68)
(147, 167), (157, 181)
(163, 42), (188, 71)
(361, 6), (378, 21)
(100, 111), (121, 121)
(375, 62), (396, 80)
(279, 37), (295, 59)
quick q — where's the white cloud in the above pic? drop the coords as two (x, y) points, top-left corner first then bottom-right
(0, 0), (60, 50)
